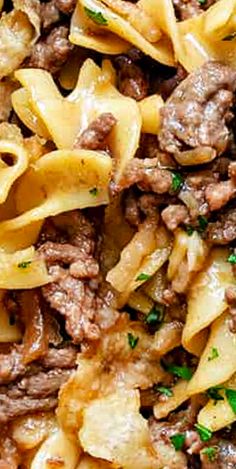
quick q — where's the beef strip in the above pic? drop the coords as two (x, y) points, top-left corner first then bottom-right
(73, 113), (117, 150)
(225, 285), (236, 333)
(114, 54), (148, 101)
(0, 394), (58, 424)
(159, 61), (236, 156)
(207, 208), (236, 244)
(27, 26), (73, 73)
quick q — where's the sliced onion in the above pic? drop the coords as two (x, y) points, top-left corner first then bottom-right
(174, 147), (217, 166)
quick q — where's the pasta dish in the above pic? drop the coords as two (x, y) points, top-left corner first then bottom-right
(0, 0), (236, 467)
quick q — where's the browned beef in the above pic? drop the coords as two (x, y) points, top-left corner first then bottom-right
(206, 208), (236, 244)
(73, 113), (117, 150)
(41, 345), (77, 368)
(159, 62), (236, 156)
(0, 428), (21, 469)
(54, 0), (76, 14)
(173, 0), (217, 20)
(0, 394), (57, 424)
(0, 347), (25, 386)
(158, 65), (188, 100)
(115, 158), (172, 193)
(13, 368), (72, 398)
(161, 204), (189, 231)
(27, 26), (73, 73)
(114, 55), (148, 101)
(40, 1), (60, 29)
(225, 285), (236, 333)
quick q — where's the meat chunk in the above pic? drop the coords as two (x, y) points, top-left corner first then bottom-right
(149, 417), (188, 468)
(115, 157), (173, 193)
(158, 65), (187, 100)
(173, 0), (201, 20)
(15, 368), (72, 398)
(73, 113), (117, 150)
(54, 0), (76, 14)
(161, 204), (189, 231)
(40, 1), (60, 29)
(114, 55), (148, 101)
(0, 428), (21, 469)
(205, 180), (236, 211)
(159, 62), (236, 156)
(27, 26), (73, 73)
(0, 394), (57, 424)
(207, 208), (236, 244)
(225, 285), (236, 333)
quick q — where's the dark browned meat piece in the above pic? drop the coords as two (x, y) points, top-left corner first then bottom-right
(173, 0), (216, 20)
(159, 61), (236, 156)
(205, 180), (236, 211)
(115, 157), (172, 193)
(201, 440), (236, 468)
(73, 113), (117, 150)
(114, 55), (148, 101)
(0, 428), (21, 469)
(40, 1), (60, 29)
(0, 394), (57, 424)
(27, 26), (73, 73)
(41, 345), (77, 368)
(161, 204), (189, 231)
(15, 368), (72, 398)
(158, 65), (187, 100)
(55, 0), (76, 14)
(207, 208), (236, 244)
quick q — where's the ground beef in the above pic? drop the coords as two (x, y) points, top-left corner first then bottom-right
(40, 1), (60, 29)
(161, 204), (189, 231)
(159, 61), (236, 156)
(201, 440), (236, 468)
(205, 180), (236, 211)
(207, 208), (236, 244)
(225, 285), (236, 333)
(158, 65), (188, 100)
(173, 0), (216, 20)
(114, 54), (148, 101)
(54, 0), (76, 14)
(115, 157), (173, 193)
(73, 113), (117, 150)
(27, 26), (73, 73)
(0, 428), (20, 469)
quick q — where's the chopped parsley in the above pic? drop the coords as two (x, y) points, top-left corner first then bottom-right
(207, 347), (219, 361)
(17, 261), (32, 269)
(170, 172), (184, 193)
(127, 332), (139, 350)
(170, 433), (186, 451)
(194, 424), (212, 442)
(185, 225), (194, 236)
(197, 215), (208, 232)
(84, 7), (108, 25)
(89, 187), (98, 196)
(165, 364), (193, 381)
(136, 272), (151, 282)
(198, 0), (206, 3)
(145, 306), (165, 328)
(206, 386), (224, 403)
(227, 253), (236, 264)
(201, 447), (217, 462)
(225, 389), (236, 414)
(154, 386), (173, 397)
(223, 32), (236, 41)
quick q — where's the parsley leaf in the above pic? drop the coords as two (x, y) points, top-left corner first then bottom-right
(18, 261), (32, 269)
(201, 447), (217, 462)
(223, 32), (236, 41)
(198, 0), (206, 3)
(89, 187), (98, 196)
(127, 332), (139, 350)
(195, 424), (212, 442)
(225, 389), (236, 414)
(170, 433), (186, 451)
(227, 253), (236, 264)
(170, 172), (184, 193)
(155, 386), (173, 397)
(207, 347), (219, 361)
(84, 7), (108, 25)
(145, 306), (165, 327)
(185, 225), (194, 236)
(198, 215), (208, 232)
(136, 272), (151, 282)
(165, 364), (193, 381)
(207, 386), (224, 403)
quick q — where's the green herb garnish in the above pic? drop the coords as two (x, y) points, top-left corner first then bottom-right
(136, 272), (151, 282)
(198, 0), (206, 4)
(155, 386), (173, 397)
(194, 424), (212, 442)
(170, 172), (184, 193)
(84, 7), (108, 25)
(127, 332), (139, 350)
(201, 447), (217, 462)
(207, 347), (219, 361)
(207, 386), (224, 403)
(145, 306), (165, 327)
(165, 364), (193, 381)
(185, 225), (194, 236)
(170, 433), (186, 451)
(89, 187), (98, 196)
(198, 215), (208, 232)
(17, 261), (32, 269)
(225, 389), (236, 414)
(227, 253), (236, 264)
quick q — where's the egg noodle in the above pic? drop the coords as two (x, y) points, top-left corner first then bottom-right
(0, 0), (236, 467)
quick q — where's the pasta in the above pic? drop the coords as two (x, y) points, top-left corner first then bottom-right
(0, 0), (235, 467)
